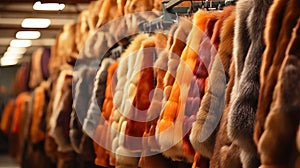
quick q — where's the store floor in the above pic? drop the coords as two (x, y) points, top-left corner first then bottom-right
(0, 155), (20, 168)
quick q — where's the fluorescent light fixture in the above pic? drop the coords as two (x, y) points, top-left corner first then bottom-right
(7, 47), (27, 54)
(33, 1), (65, 11)
(10, 39), (32, 47)
(16, 31), (41, 39)
(3, 52), (23, 59)
(21, 18), (51, 28)
(0, 57), (19, 66)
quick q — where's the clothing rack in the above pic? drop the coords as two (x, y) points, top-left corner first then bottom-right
(139, 0), (229, 32)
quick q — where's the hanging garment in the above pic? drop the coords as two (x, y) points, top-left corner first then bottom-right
(254, 0), (300, 145)
(44, 75), (59, 162)
(49, 68), (73, 153)
(139, 33), (172, 168)
(41, 48), (51, 80)
(9, 92), (31, 158)
(227, 0), (273, 167)
(190, 6), (235, 159)
(116, 36), (156, 168)
(19, 92), (33, 167)
(48, 24), (77, 75)
(156, 10), (217, 163)
(258, 18), (300, 168)
(12, 63), (31, 95)
(0, 100), (15, 134)
(110, 34), (148, 167)
(83, 58), (115, 138)
(163, 20), (192, 103)
(70, 66), (98, 167)
(93, 61), (118, 167)
(30, 82), (49, 144)
(208, 9), (242, 168)
(76, 10), (90, 54)
(79, 12), (158, 60)
(29, 48), (44, 89)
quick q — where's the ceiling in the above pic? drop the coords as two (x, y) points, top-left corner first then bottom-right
(0, 0), (91, 65)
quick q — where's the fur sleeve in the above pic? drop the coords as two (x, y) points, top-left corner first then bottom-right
(228, 0), (273, 167)
(258, 18), (300, 167)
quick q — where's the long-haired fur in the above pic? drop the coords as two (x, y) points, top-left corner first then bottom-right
(254, 0), (300, 145)
(228, 0), (273, 167)
(258, 18), (300, 168)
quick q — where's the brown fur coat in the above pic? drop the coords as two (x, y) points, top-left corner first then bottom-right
(258, 18), (300, 168)
(228, 0), (273, 167)
(254, 0), (300, 145)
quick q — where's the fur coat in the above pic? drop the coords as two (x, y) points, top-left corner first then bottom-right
(29, 48), (44, 89)
(190, 7), (234, 159)
(254, 0), (300, 145)
(110, 34), (148, 167)
(139, 31), (194, 168)
(156, 10), (216, 163)
(30, 82), (49, 144)
(50, 24), (77, 74)
(227, 0), (273, 167)
(0, 100), (15, 134)
(116, 36), (159, 168)
(208, 10), (242, 168)
(163, 19), (193, 104)
(124, 37), (156, 152)
(258, 17), (300, 168)
(83, 58), (114, 137)
(94, 61), (118, 167)
(69, 66), (97, 164)
(48, 69), (73, 153)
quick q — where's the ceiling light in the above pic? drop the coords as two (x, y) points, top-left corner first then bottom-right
(33, 1), (65, 11)
(21, 18), (51, 28)
(16, 31), (41, 39)
(7, 47), (27, 54)
(0, 57), (19, 66)
(10, 39), (32, 48)
(3, 52), (23, 59)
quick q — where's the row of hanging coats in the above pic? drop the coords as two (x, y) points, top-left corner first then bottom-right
(1, 0), (300, 167)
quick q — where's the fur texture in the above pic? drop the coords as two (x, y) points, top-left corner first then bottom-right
(209, 10), (242, 168)
(124, 38), (156, 151)
(228, 0), (273, 167)
(157, 10), (211, 163)
(94, 61), (118, 167)
(190, 7), (234, 159)
(30, 83), (48, 144)
(163, 21), (191, 102)
(76, 10), (90, 53)
(51, 73), (73, 152)
(258, 18), (300, 168)
(96, 0), (120, 28)
(29, 48), (43, 89)
(0, 100), (15, 134)
(83, 58), (114, 137)
(124, 0), (153, 14)
(254, 0), (300, 145)
(111, 34), (148, 167)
